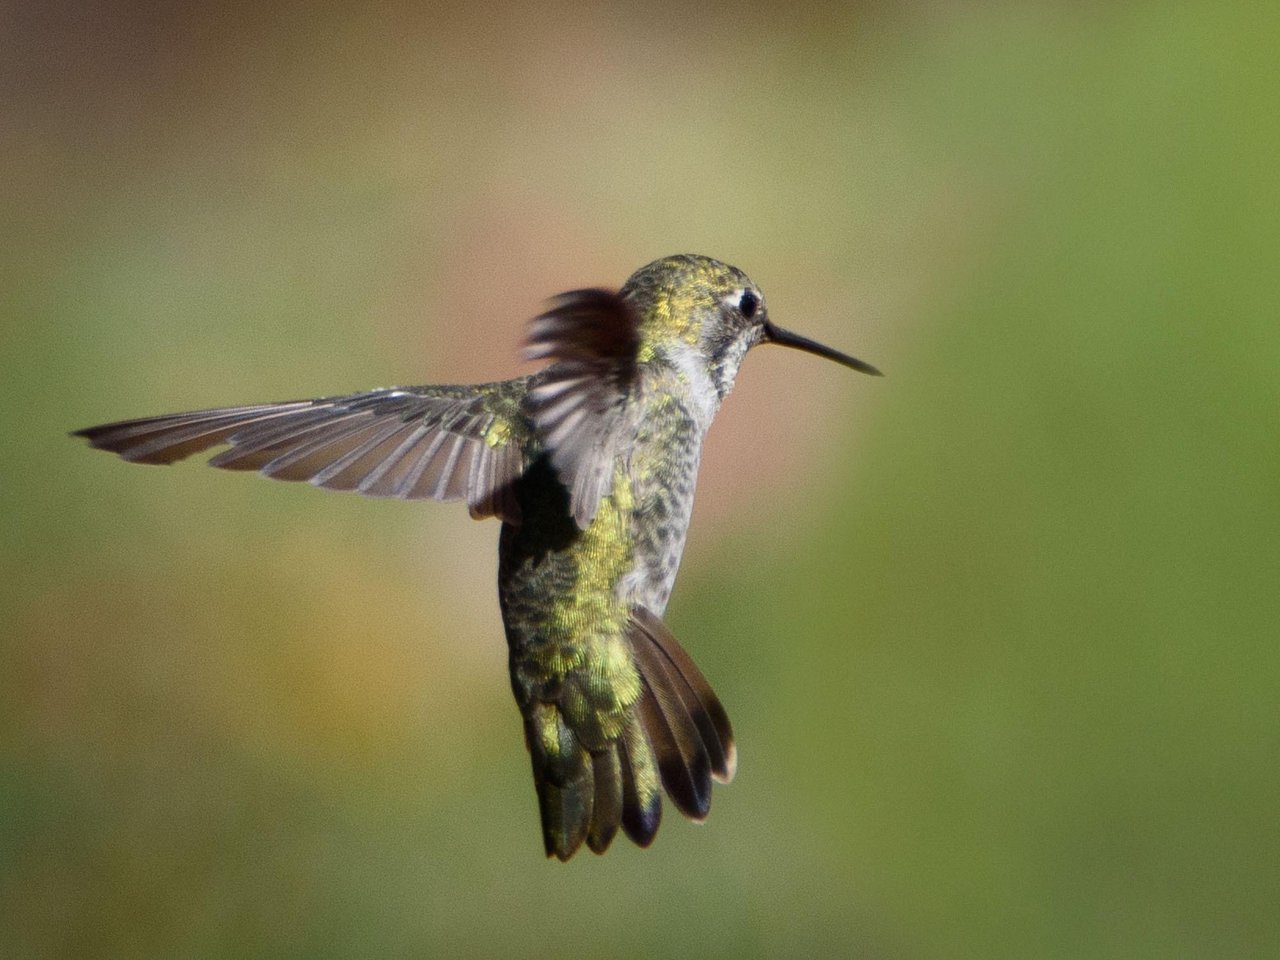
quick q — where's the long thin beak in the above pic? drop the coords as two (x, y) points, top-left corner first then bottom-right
(762, 321), (883, 376)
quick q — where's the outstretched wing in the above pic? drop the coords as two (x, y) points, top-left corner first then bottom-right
(73, 381), (532, 522)
(523, 288), (641, 529)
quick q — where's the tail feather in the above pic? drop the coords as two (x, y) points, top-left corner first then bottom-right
(618, 728), (662, 848)
(524, 608), (733, 859)
(630, 608), (737, 783)
(525, 705), (592, 861)
(530, 707), (661, 858)
(586, 746), (623, 854)
(635, 675), (713, 821)
(536, 777), (592, 861)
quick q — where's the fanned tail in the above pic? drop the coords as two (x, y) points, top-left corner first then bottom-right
(526, 703), (662, 861)
(526, 608), (734, 860)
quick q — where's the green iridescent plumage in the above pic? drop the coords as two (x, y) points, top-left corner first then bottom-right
(73, 253), (880, 860)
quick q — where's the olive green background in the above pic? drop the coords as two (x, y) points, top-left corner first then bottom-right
(4, 2), (1276, 957)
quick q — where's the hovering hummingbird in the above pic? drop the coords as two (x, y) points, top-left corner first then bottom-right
(74, 254), (881, 860)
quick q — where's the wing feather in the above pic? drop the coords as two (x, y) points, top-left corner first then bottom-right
(522, 289), (641, 528)
(74, 382), (531, 522)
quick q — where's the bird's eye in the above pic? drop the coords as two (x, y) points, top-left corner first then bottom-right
(738, 290), (759, 319)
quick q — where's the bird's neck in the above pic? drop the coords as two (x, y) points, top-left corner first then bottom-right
(641, 343), (722, 435)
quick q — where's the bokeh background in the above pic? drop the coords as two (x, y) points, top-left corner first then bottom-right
(4, 1), (1277, 957)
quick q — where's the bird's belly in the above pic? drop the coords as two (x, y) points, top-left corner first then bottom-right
(619, 421), (703, 615)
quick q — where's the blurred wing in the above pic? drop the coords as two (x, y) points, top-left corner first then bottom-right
(523, 288), (641, 528)
(74, 381), (531, 522)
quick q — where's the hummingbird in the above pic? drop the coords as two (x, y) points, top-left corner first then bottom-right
(74, 253), (881, 860)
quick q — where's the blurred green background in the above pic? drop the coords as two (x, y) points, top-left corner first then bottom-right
(4, 1), (1277, 957)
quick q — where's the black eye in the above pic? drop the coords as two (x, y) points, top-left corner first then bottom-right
(738, 290), (759, 319)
